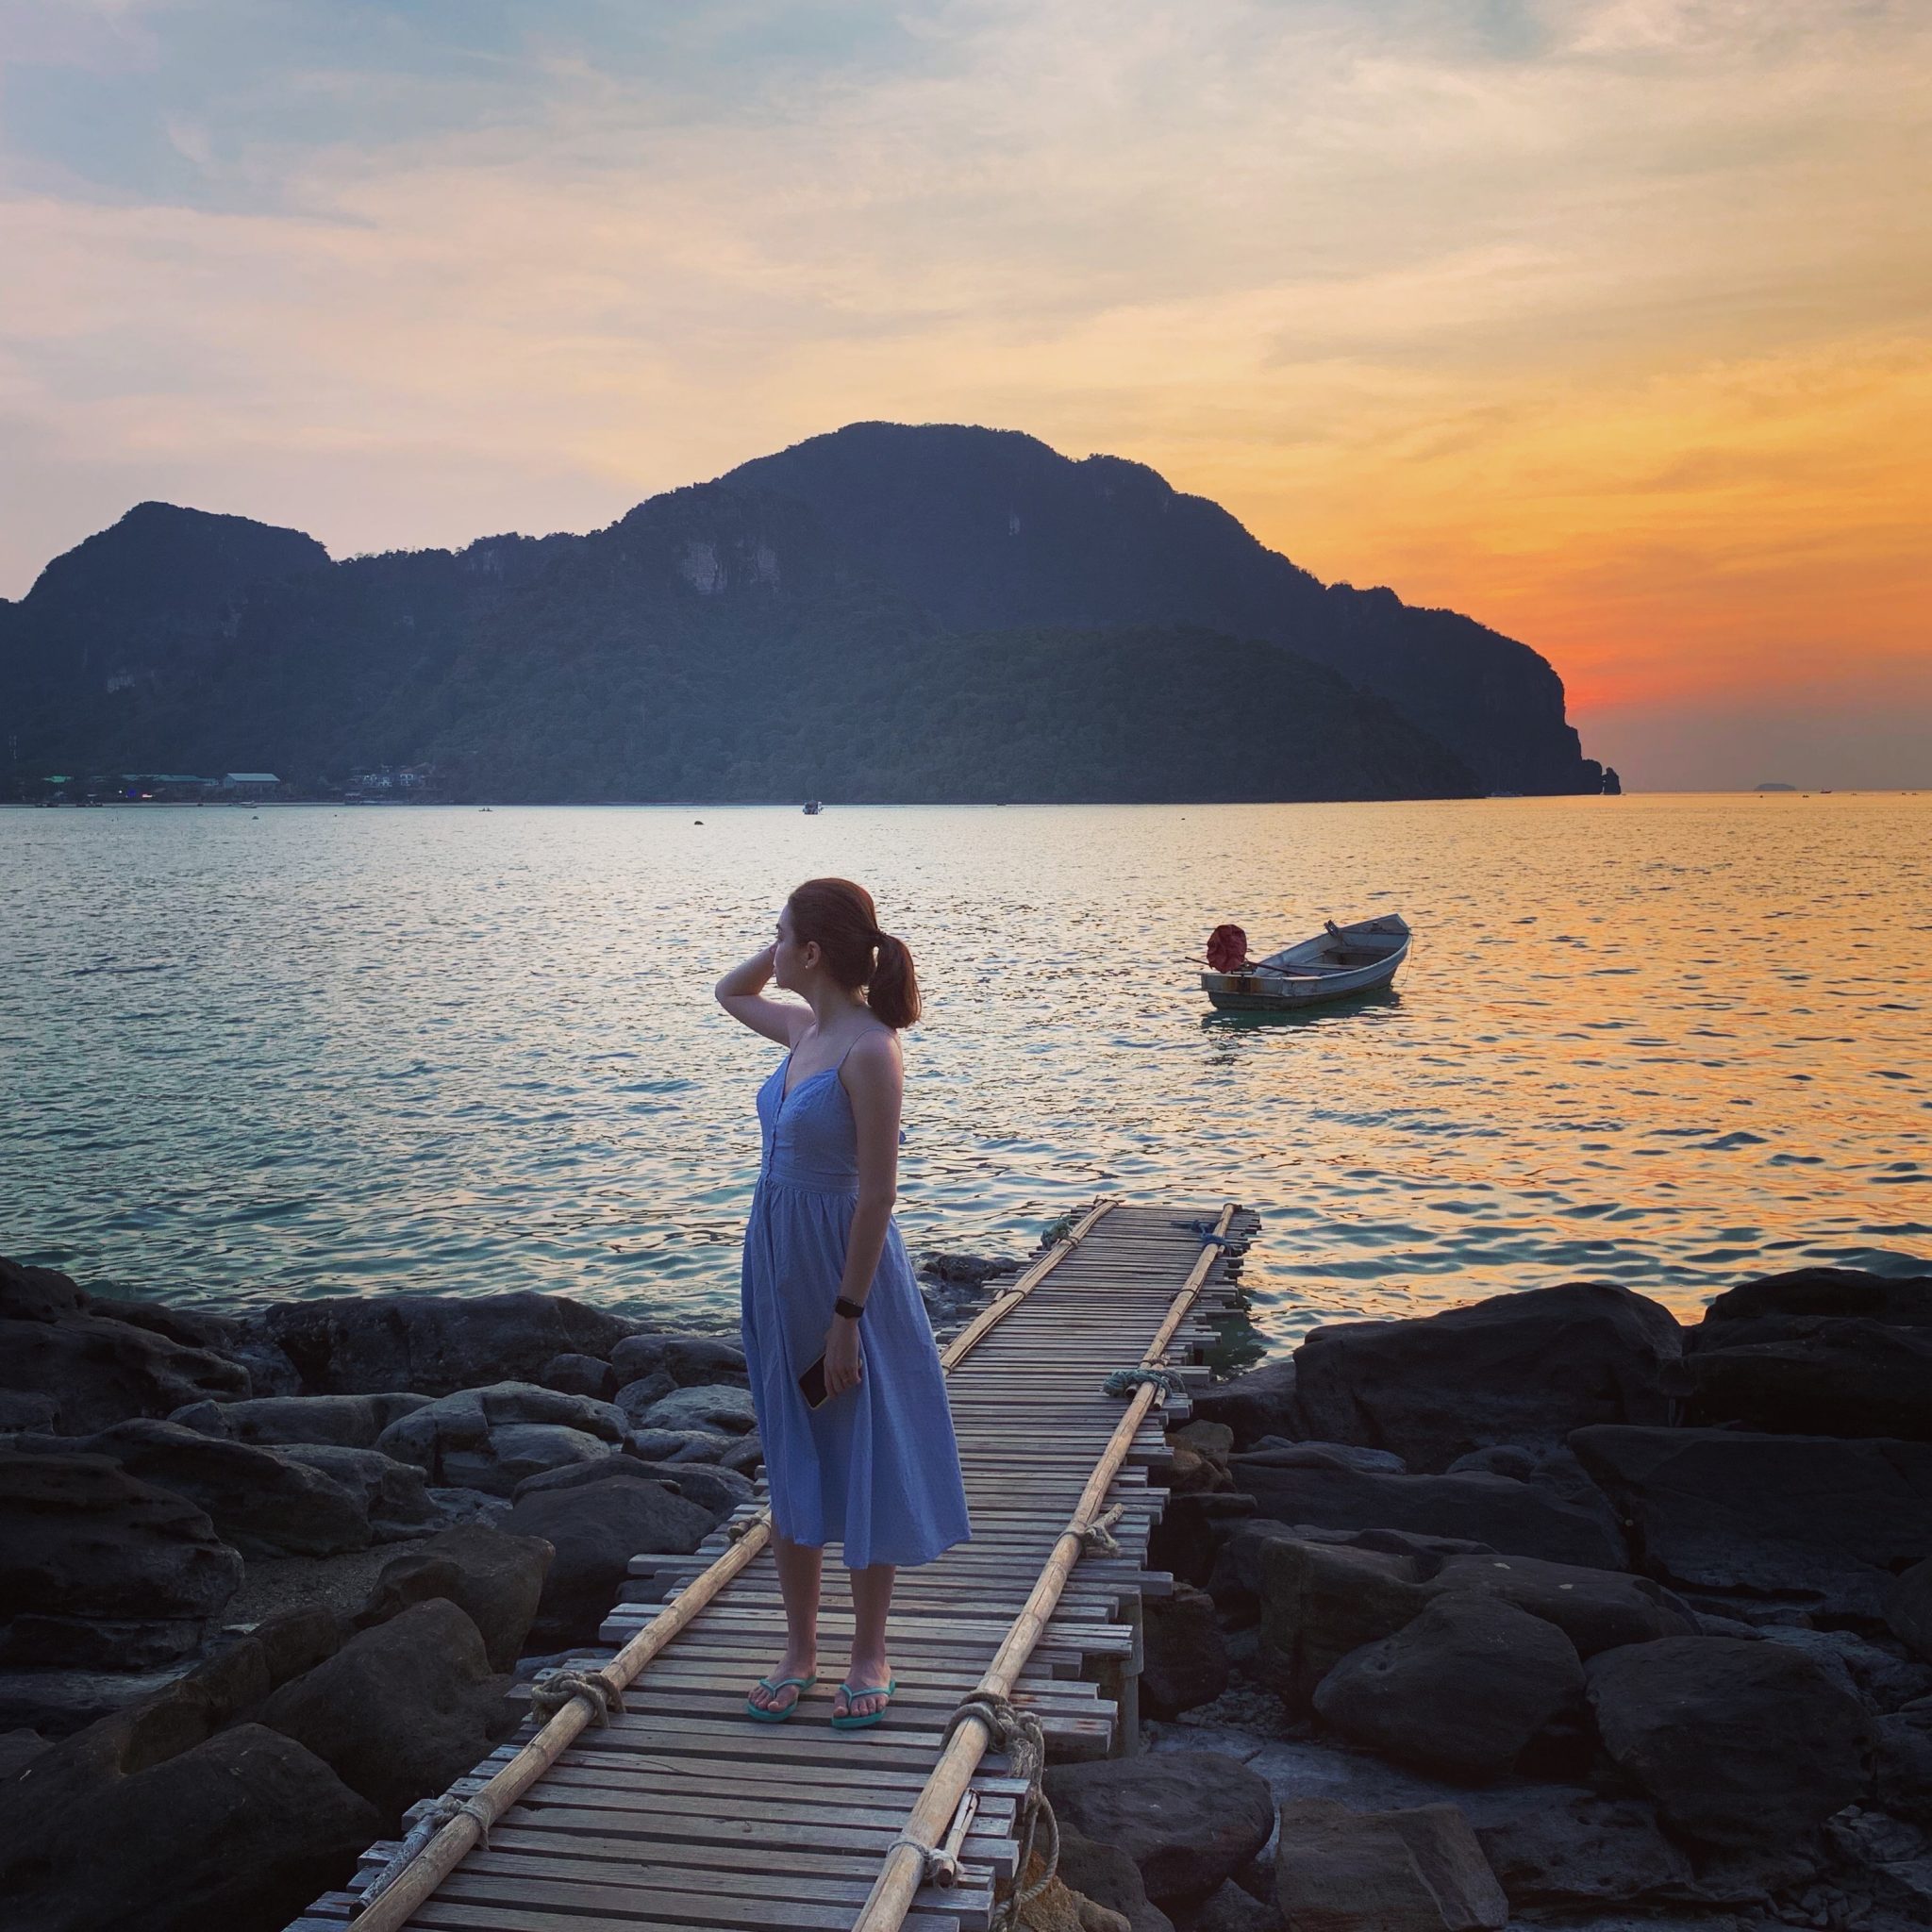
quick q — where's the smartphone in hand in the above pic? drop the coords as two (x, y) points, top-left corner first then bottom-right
(797, 1353), (830, 1409)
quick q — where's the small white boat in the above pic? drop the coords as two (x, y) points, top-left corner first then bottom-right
(1201, 914), (1411, 1012)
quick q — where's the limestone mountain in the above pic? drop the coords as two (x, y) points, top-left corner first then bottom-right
(0, 425), (1601, 803)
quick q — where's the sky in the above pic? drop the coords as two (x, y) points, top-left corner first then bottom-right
(1, 1), (1926, 790)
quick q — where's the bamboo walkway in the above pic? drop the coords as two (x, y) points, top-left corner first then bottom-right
(291, 1198), (1257, 1932)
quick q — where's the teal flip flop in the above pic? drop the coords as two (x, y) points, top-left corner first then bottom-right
(829, 1678), (897, 1730)
(744, 1673), (817, 1723)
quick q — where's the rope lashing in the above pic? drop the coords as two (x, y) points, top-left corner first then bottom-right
(527, 1665), (625, 1727)
(1101, 1366), (1186, 1402)
(725, 1510), (768, 1543)
(354, 1793), (495, 1914)
(1170, 1217), (1247, 1254)
(942, 1694), (1057, 1931)
(1076, 1502), (1125, 1558)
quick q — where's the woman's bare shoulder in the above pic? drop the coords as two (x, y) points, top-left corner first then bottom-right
(843, 1024), (904, 1079)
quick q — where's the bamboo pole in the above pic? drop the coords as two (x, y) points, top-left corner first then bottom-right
(343, 1194), (1123, 1930)
(851, 1202), (1239, 1932)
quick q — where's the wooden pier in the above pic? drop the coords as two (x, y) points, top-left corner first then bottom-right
(291, 1198), (1257, 1932)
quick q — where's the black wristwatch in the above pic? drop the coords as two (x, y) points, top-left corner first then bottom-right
(833, 1296), (867, 1321)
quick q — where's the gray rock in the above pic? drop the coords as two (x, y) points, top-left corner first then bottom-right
(356, 1524), (553, 1671)
(1314, 1593), (1587, 1781)
(1874, 1705), (1932, 1824)
(511, 1455), (751, 1518)
(1570, 1424), (1932, 1621)
(1046, 1751), (1276, 1905)
(375, 1381), (627, 1496)
(0, 1450), (242, 1668)
(720, 1433), (765, 1475)
(1185, 1879), (1277, 1930)
(1749, 1624), (1932, 1712)
(275, 1442), (442, 1541)
(0, 1726), (48, 1776)
(424, 1486), (508, 1529)
(0, 1391), (59, 1434)
(1058, 1824), (1177, 1932)
(1445, 1446), (1539, 1480)
(1273, 1797), (1508, 1932)
(1245, 1440), (1407, 1474)
(1686, 1317), (1932, 1441)
(1142, 1583), (1230, 1721)
(1226, 1446), (1625, 1570)
(168, 1391), (432, 1448)
(1460, 1785), (1692, 1908)
(1293, 1282), (1685, 1474)
(637, 1383), (758, 1435)
(260, 1597), (516, 1829)
(613, 1371), (676, 1422)
(25, 1418), (373, 1557)
(537, 1352), (616, 1399)
(1422, 1552), (1696, 1659)
(0, 1304), (248, 1437)
(1211, 1521), (1490, 1628)
(1696, 1264), (1932, 1341)
(611, 1333), (748, 1388)
(1257, 1535), (1434, 1706)
(251, 1288), (641, 1397)
(1190, 1358), (1303, 1450)
(0, 1713), (380, 1932)
(503, 1473), (715, 1648)
(1889, 1557), (1932, 1664)
(1587, 1635), (1874, 1846)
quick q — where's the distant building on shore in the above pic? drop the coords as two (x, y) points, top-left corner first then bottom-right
(221, 772), (281, 797)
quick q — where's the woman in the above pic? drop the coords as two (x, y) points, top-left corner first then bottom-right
(714, 877), (971, 1728)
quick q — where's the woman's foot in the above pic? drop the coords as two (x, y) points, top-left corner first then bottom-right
(747, 1649), (817, 1716)
(834, 1656), (893, 1723)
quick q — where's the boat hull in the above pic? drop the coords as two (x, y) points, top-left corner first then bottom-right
(1200, 916), (1410, 1011)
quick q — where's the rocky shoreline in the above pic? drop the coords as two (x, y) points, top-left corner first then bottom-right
(3, 1254), (1928, 1932)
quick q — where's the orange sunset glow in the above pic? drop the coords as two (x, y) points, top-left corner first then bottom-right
(2, 1), (1927, 788)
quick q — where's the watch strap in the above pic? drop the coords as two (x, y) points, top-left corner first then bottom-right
(833, 1296), (867, 1321)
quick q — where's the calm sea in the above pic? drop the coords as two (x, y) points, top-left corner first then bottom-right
(5, 795), (1926, 1351)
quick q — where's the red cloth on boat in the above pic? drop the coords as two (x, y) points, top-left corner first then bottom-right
(1206, 924), (1250, 973)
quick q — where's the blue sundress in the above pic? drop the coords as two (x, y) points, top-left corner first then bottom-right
(739, 1042), (972, 1569)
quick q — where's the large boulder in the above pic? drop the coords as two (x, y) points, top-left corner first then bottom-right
(24, 1418), (373, 1557)
(1227, 1444), (1624, 1569)
(1141, 1583), (1229, 1720)
(1292, 1283), (1684, 1474)
(1189, 1357), (1304, 1450)
(259, 1597), (516, 1827)
(169, 1391), (433, 1448)
(1685, 1316), (1932, 1441)
(502, 1473), (715, 1647)
(1586, 1635), (1874, 1847)
(1874, 1705), (1932, 1826)
(1312, 1593), (1586, 1782)
(356, 1524), (553, 1670)
(0, 1715), (379, 1932)
(275, 1443), (445, 1541)
(611, 1333), (749, 1388)
(1695, 1265), (1932, 1342)
(1273, 1798), (1508, 1932)
(375, 1381), (627, 1495)
(1057, 1826), (1177, 1932)
(1257, 1535), (1433, 1707)
(0, 1450), (242, 1667)
(1044, 1752), (1275, 1906)
(636, 1383), (759, 1435)
(1569, 1424), (1932, 1621)
(0, 1273), (248, 1436)
(250, 1289), (640, 1396)
(1887, 1556), (1932, 1664)
(1460, 1786), (1692, 1909)
(511, 1453), (755, 1518)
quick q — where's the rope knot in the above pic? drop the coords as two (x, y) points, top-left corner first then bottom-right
(1077, 1503), (1125, 1558)
(1101, 1366), (1185, 1403)
(942, 1694), (1058, 1929)
(527, 1665), (625, 1727)
(354, 1792), (495, 1913)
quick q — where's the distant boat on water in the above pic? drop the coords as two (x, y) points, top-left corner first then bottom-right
(803, 800), (823, 815)
(1201, 915), (1411, 1012)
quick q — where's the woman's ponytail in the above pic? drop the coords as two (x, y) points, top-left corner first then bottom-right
(785, 878), (923, 1030)
(868, 930), (921, 1030)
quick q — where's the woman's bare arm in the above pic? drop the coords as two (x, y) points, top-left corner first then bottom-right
(822, 1030), (903, 1395)
(714, 944), (808, 1046)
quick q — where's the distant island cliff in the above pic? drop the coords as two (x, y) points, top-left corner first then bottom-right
(0, 423), (1608, 804)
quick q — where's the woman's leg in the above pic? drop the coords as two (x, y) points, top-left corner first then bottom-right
(839, 1562), (897, 1718)
(748, 1528), (823, 1713)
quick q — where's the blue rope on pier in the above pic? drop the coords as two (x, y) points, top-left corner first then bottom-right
(1101, 1367), (1186, 1400)
(1169, 1218), (1245, 1252)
